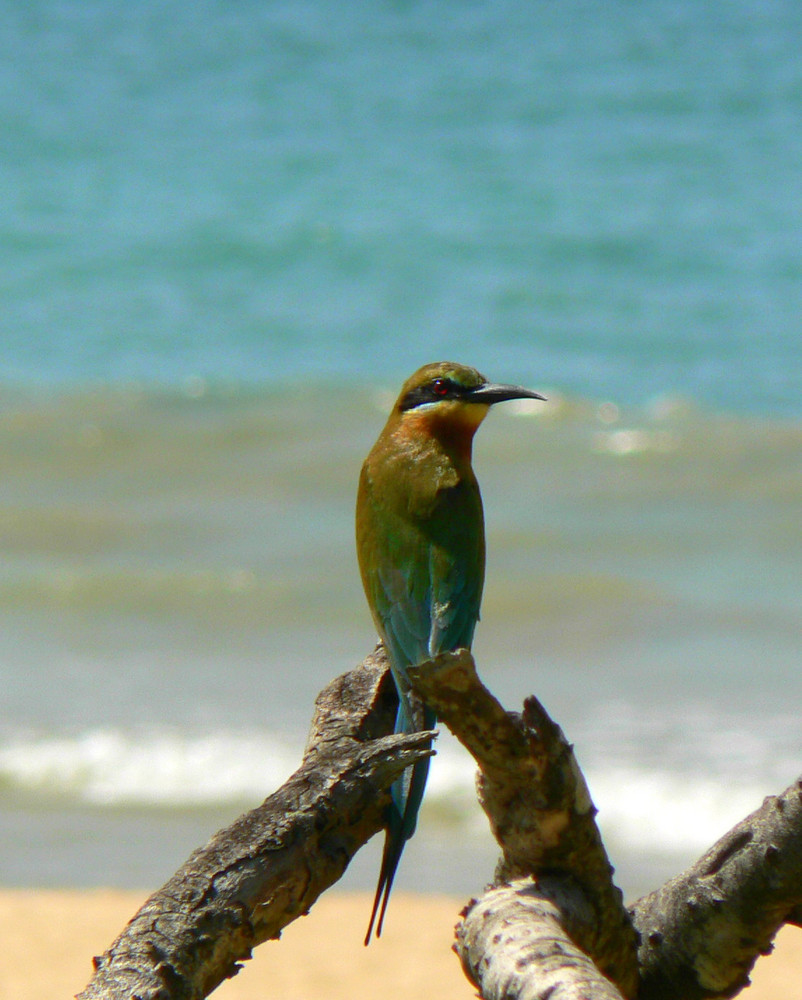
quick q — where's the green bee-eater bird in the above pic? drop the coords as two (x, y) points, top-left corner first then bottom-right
(356, 361), (545, 941)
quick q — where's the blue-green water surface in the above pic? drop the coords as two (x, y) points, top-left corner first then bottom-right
(1, 0), (801, 901)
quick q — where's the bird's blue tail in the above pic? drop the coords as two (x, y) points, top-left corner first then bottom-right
(364, 700), (436, 944)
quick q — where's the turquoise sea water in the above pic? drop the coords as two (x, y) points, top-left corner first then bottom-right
(1, 1), (801, 902)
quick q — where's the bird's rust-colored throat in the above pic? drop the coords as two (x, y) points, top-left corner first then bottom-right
(395, 399), (489, 463)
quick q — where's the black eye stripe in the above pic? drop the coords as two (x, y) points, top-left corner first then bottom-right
(399, 377), (473, 411)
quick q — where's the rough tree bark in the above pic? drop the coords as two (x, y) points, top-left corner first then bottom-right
(78, 645), (802, 1000)
(77, 649), (430, 1000)
(408, 649), (639, 999)
(631, 780), (802, 1000)
(409, 650), (802, 1000)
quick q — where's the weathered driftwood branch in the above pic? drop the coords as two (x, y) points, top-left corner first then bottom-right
(632, 777), (802, 1000)
(409, 650), (639, 999)
(77, 648), (430, 1000)
(78, 643), (802, 1000)
(457, 879), (627, 1000)
(409, 649), (802, 1000)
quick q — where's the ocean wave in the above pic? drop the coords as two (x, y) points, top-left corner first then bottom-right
(587, 766), (768, 857)
(0, 729), (299, 807)
(1, 381), (796, 640)
(0, 727), (780, 861)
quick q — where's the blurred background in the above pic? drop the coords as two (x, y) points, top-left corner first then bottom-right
(1, 0), (801, 902)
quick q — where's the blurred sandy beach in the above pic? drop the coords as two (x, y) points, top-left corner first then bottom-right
(4, 889), (801, 1000)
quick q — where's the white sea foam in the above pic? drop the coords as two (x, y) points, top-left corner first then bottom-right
(426, 743), (777, 858)
(0, 727), (787, 864)
(0, 729), (300, 807)
(586, 766), (768, 856)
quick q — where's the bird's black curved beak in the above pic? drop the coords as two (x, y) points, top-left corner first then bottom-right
(467, 382), (547, 405)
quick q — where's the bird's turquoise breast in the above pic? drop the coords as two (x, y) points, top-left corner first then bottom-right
(356, 450), (485, 673)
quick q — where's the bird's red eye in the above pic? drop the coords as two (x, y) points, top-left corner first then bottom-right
(432, 378), (449, 396)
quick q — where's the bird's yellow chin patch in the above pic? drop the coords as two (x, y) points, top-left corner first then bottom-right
(401, 399), (490, 437)
(449, 400), (492, 430)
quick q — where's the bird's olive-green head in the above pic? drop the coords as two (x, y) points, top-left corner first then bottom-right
(383, 362), (545, 462)
(393, 361), (545, 425)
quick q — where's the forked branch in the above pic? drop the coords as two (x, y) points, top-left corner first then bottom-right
(77, 649), (429, 1000)
(409, 649), (802, 1000)
(78, 646), (802, 1000)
